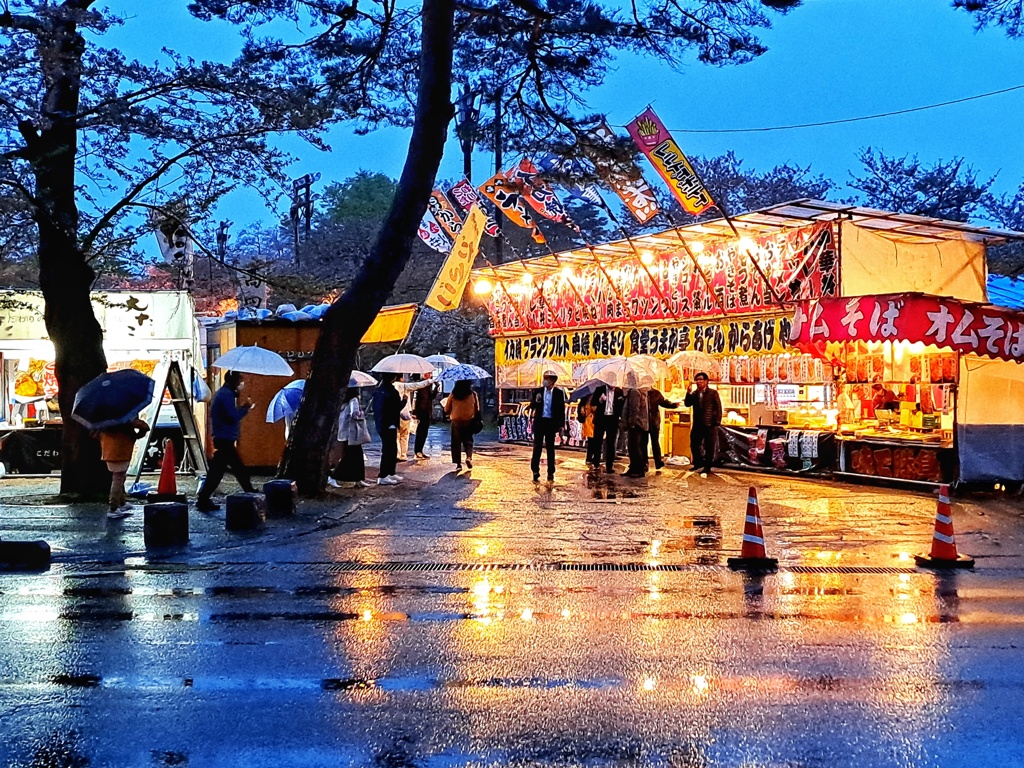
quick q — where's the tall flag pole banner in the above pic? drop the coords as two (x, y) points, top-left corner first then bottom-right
(428, 189), (464, 239)
(447, 179), (501, 237)
(626, 107), (714, 216)
(535, 153), (604, 207)
(580, 121), (660, 225)
(507, 158), (574, 226)
(417, 209), (454, 254)
(479, 172), (547, 244)
(425, 206), (488, 312)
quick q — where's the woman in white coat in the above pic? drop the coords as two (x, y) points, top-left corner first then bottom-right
(328, 388), (374, 488)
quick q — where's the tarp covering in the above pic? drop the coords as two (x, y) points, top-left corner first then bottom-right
(840, 222), (987, 302)
(359, 303), (416, 344)
(957, 355), (1024, 482)
(791, 293), (1024, 364)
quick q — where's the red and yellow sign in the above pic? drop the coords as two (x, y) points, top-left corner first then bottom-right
(626, 107), (714, 216)
(791, 293), (1024, 364)
(425, 206), (486, 312)
(486, 222), (837, 333)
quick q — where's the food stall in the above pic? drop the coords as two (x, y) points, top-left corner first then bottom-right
(0, 291), (202, 474)
(472, 198), (1024, 486)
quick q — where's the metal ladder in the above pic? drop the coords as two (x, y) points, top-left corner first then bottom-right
(128, 360), (208, 489)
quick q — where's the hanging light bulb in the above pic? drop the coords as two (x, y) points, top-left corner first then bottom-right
(690, 241), (705, 254)
(640, 250), (655, 266)
(738, 236), (756, 252)
(520, 272), (534, 285)
(561, 266), (574, 280)
(473, 279), (493, 295)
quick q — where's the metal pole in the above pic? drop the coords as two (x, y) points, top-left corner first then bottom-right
(494, 86), (504, 264)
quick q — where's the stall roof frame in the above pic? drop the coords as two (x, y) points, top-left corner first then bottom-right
(475, 198), (1024, 282)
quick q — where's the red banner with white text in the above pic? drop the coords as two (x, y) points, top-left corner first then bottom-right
(790, 293), (1024, 363)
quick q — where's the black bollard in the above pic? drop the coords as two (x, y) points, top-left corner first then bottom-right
(146, 491), (189, 505)
(0, 540), (51, 571)
(225, 493), (266, 531)
(143, 502), (189, 548)
(262, 480), (297, 518)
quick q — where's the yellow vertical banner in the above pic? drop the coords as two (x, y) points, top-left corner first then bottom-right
(425, 206), (486, 312)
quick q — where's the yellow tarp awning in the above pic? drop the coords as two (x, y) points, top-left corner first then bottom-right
(360, 303), (417, 344)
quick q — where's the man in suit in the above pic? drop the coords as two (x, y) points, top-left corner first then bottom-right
(591, 383), (624, 473)
(529, 372), (566, 482)
(683, 371), (722, 478)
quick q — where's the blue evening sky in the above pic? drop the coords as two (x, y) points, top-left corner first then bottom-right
(103, 0), (1024, 229)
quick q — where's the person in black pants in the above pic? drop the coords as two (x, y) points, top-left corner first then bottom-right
(197, 370), (256, 511)
(647, 388), (679, 471)
(683, 371), (722, 477)
(372, 373), (404, 485)
(529, 372), (566, 482)
(591, 384), (624, 473)
(412, 376), (438, 458)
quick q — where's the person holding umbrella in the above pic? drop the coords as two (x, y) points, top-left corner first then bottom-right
(328, 386), (374, 488)
(71, 368), (157, 519)
(443, 380), (480, 471)
(196, 371), (257, 510)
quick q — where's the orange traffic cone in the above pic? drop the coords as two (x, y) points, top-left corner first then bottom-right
(915, 485), (974, 569)
(727, 487), (778, 571)
(157, 438), (177, 495)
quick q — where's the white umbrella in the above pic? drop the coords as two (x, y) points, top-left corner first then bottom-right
(629, 355), (671, 378)
(349, 370), (378, 387)
(371, 353), (434, 375)
(593, 358), (657, 390)
(425, 354), (460, 370)
(515, 359), (573, 386)
(575, 358), (614, 381)
(668, 350), (716, 370)
(213, 345), (293, 376)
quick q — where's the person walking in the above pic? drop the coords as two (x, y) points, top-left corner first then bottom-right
(328, 388), (374, 489)
(529, 372), (566, 482)
(443, 380), (479, 471)
(412, 376), (438, 458)
(592, 383), (624, 473)
(646, 388), (679, 471)
(95, 417), (150, 519)
(197, 370), (256, 511)
(394, 375), (434, 461)
(683, 371), (722, 478)
(620, 377), (650, 478)
(372, 373), (404, 485)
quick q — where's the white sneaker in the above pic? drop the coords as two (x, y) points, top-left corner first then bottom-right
(700, 472), (708, 479)
(377, 476), (400, 486)
(358, 480), (374, 487)
(391, 474), (404, 482)
(107, 505), (132, 520)
(327, 478), (342, 489)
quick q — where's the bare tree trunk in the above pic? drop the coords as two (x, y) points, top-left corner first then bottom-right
(280, 0), (455, 493)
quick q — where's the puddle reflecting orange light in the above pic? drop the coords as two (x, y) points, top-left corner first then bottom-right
(642, 676), (657, 691)
(362, 610), (373, 622)
(900, 613), (918, 624)
(475, 544), (489, 556)
(561, 608), (571, 619)
(521, 608), (534, 621)
(691, 675), (710, 694)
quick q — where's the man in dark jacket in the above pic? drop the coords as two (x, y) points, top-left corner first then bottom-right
(592, 383), (624, 473)
(197, 370), (256, 511)
(647, 388), (679, 471)
(683, 371), (722, 477)
(412, 375), (438, 459)
(529, 372), (566, 482)
(372, 373), (404, 485)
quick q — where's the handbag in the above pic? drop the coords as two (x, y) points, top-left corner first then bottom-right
(346, 401), (372, 445)
(470, 393), (483, 435)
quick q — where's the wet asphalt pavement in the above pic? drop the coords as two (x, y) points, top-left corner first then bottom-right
(2, 428), (1024, 767)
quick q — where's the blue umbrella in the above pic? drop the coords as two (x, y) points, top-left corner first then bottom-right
(72, 369), (156, 431)
(436, 363), (492, 382)
(266, 380), (305, 423)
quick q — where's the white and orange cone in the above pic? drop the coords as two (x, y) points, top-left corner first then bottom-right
(915, 484), (974, 569)
(727, 487), (778, 571)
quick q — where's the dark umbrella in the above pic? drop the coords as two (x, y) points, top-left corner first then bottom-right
(71, 369), (156, 431)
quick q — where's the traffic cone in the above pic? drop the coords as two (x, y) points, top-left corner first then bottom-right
(157, 439), (177, 495)
(915, 485), (974, 569)
(147, 439), (187, 504)
(727, 487), (778, 571)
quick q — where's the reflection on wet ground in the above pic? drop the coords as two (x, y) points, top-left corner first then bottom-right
(2, 438), (1024, 766)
